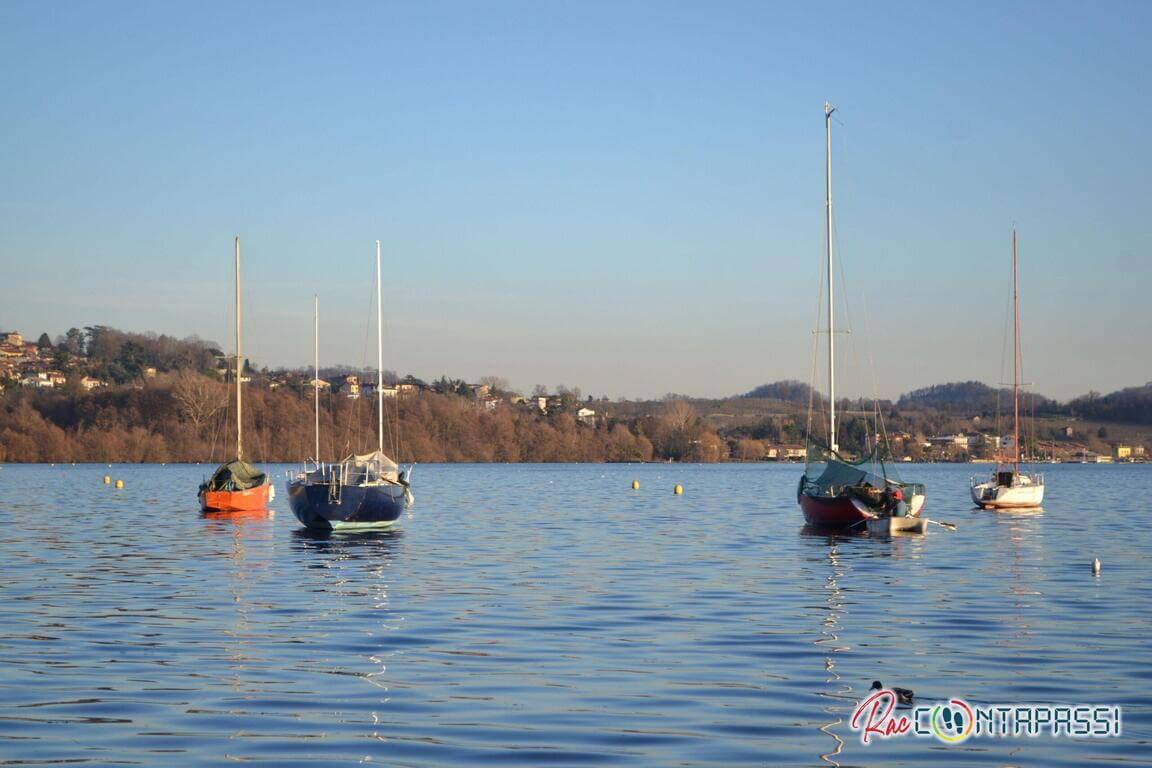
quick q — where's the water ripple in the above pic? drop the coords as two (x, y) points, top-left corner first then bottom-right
(0, 462), (1149, 766)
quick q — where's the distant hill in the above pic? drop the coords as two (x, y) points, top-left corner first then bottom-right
(896, 381), (1055, 415)
(741, 380), (818, 406)
(1068, 384), (1152, 425)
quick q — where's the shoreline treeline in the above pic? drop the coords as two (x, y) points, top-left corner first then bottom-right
(0, 373), (691, 464)
(1, 325), (1149, 463)
(1, 371), (1150, 464)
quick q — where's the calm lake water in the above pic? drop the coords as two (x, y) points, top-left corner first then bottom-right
(0, 462), (1148, 766)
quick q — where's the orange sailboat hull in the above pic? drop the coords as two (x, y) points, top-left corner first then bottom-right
(199, 482), (272, 512)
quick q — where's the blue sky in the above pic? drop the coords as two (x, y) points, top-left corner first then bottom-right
(1, 1), (1148, 401)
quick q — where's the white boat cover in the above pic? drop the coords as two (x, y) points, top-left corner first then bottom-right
(342, 449), (401, 483)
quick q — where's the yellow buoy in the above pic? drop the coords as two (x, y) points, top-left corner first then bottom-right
(674, 484), (683, 495)
(103, 475), (111, 484)
(631, 479), (640, 490)
(115, 479), (123, 489)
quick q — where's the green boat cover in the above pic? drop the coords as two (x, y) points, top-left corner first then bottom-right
(810, 458), (901, 490)
(804, 444), (911, 495)
(202, 459), (267, 491)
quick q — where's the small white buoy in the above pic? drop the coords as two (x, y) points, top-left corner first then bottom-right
(1092, 557), (1101, 575)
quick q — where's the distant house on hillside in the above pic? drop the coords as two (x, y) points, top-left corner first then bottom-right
(0, 333), (38, 363)
(81, 376), (106, 391)
(928, 434), (970, 449)
(576, 407), (597, 425)
(1069, 449), (1111, 464)
(328, 374), (360, 398)
(534, 394), (567, 414)
(1115, 444), (1145, 460)
(20, 372), (54, 388)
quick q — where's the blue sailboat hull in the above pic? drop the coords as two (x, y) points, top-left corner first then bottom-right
(287, 478), (407, 530)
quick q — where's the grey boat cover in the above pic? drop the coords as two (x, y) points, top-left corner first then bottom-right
(203, 459), (267, 491)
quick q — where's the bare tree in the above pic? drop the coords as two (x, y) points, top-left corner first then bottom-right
(661, 399), (697, 433)
(172, 370), (227, 435)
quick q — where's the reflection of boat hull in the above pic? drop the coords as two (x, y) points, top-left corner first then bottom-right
(202, 507), (273, 523)
(199, 482), (272, 513)
(287, 480), (407, 530)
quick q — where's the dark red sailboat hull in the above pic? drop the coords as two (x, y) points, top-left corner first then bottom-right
(799, 492), (870, 528)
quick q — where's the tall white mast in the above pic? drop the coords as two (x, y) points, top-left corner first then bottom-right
(313, 294), (320, 461)
(235, 235), (244, 461)
(376, 240), (384, 455)
(825, 102), (837, 454)
(1012, 227), (1020, 475)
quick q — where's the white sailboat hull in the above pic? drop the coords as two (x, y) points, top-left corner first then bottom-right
(908, 493), (926, 517)
(971, 475), (1045, 509)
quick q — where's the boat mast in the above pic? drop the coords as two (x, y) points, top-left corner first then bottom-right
(313, 294), (320, 461)
(825, 102), (837, 454)
(235, 235), (243, 462)
(376, 240), (384, 455)
(1012, 227), (1020, 475)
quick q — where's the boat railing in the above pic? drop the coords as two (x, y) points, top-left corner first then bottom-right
(904, 482), (926, 498)
(286, 460), (345, 485)
(1017, 471), (1044, 487)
